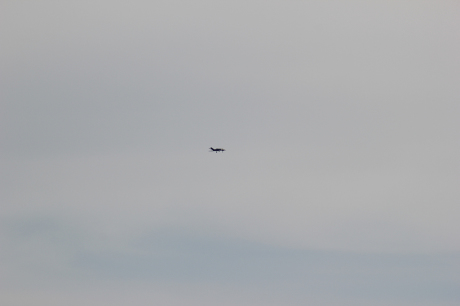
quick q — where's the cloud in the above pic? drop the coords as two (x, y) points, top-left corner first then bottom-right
(1, 216), (459, 305)
(2, 1), (460, 305)
(2, 147), (460, 253)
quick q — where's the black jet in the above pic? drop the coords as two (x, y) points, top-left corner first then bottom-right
(209, 147), (225, 152)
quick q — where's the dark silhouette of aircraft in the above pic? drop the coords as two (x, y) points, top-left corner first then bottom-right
(209, 147), (225, 152)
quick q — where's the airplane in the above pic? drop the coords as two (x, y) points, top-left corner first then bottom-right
(209, 147), (225, 152)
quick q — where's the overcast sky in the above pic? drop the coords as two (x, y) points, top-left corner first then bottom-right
(1, 1), (460, 305)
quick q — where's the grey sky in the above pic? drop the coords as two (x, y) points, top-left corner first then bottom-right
(1, 1), (460, 305)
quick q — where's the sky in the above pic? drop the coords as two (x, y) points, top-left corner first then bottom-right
(1, 1), (460, 305)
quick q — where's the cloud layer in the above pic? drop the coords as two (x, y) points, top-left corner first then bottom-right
(2, 1), (460, 305)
